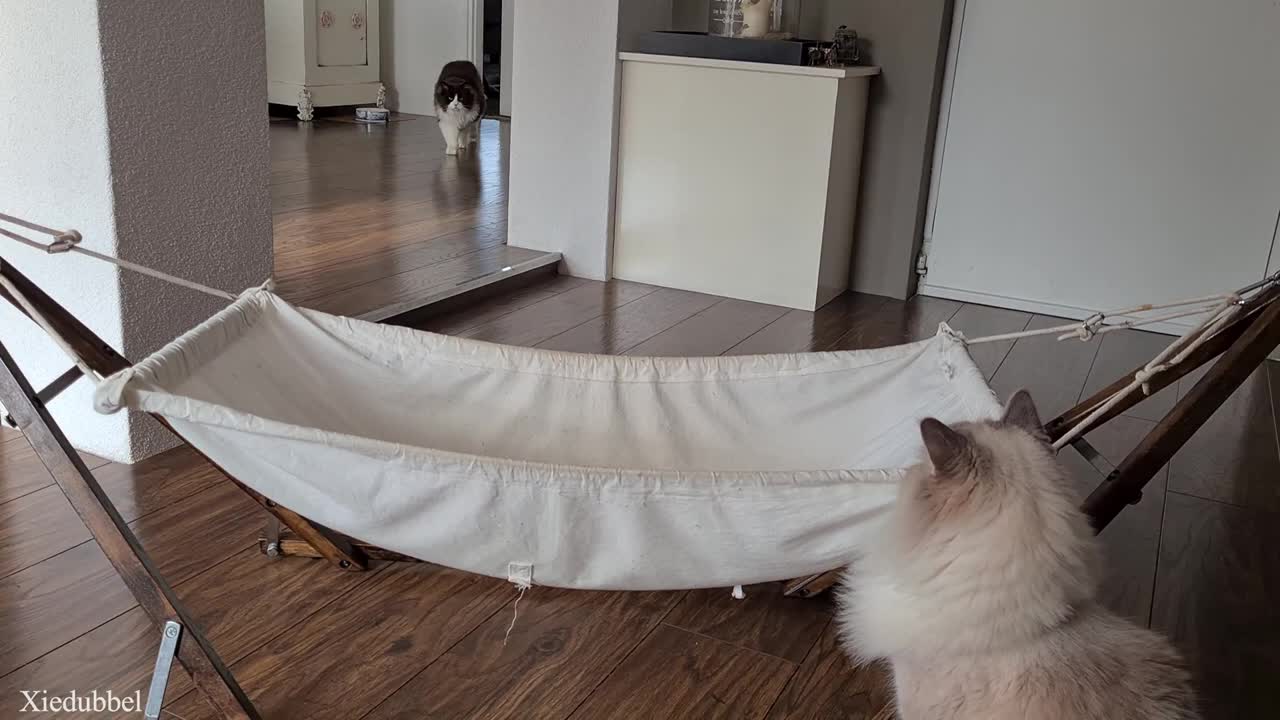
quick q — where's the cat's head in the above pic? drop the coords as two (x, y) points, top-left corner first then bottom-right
(878, 391), (1100, 647)
(434, 81), (478, 111)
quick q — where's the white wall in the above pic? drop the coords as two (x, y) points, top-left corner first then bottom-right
(506, 0), (625, 279)
(381, 0), (479, 116)
(821, 0), (955, 299)
(618, 0), (674, 51)
(506, 0), (672, 279)
(0, 1), (129, 459)
(672, 0), (710, 31)
(0, 0), (272, 462)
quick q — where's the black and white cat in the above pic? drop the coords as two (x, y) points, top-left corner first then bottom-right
(433, 60), (485, 156)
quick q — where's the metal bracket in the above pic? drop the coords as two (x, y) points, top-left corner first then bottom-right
(263, 516), (282, 558)
(145, 621), (182, 720)
(1069, 435), (1115, 478)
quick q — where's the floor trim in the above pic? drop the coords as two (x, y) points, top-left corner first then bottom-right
(355, 252), (562, 323)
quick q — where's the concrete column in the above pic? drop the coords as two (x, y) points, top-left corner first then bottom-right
(0, 0), (272, 463)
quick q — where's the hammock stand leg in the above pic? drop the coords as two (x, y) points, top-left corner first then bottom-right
(1072, 284), (1280, 529)
(0, 257), (371, 571)
(258, 524), (421, 564)
(0, 340), (259, 720)
(0, 258), (371, 576)
(783, 284), (1280, 599)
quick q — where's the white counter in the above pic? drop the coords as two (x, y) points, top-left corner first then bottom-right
(611, 53), (881, 310)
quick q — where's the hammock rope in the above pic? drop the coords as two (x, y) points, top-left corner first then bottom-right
(2, 211), (1277, 454)
(0, 212), (236, 301)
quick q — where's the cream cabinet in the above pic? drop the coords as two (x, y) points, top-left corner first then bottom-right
(265, 0), (384, 120)
(612, 53), (880, 311)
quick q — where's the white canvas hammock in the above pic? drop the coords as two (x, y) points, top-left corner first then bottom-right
(91, 284), (1002, 590)
(4, 211), (1274, 594)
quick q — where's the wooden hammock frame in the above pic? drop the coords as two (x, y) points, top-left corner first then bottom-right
(2, 254), (1278, 719)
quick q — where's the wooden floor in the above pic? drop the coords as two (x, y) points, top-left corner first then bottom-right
(270, 113), (553, 320)
(2, 277), (1277, 719)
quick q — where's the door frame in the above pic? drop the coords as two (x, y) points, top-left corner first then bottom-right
(467, 0), (484, 72)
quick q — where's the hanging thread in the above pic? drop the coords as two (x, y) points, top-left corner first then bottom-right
(503, 585), (527, 646)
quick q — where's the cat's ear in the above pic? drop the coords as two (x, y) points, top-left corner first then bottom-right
(1001, 390), (1045, 438)
(920, 418), (972, 476)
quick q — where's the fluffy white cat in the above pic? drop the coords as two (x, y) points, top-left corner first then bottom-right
(838, 390), (1199, 719)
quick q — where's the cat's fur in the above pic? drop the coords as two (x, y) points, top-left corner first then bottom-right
(433, 60), (485, 156)
(837, 390), (1199, 720)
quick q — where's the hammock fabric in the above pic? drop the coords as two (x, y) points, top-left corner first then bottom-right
(94, 285), (1002, 591)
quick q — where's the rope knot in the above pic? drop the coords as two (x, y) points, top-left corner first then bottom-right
(1074, 312), (1106, 341)
(1133, 363), (1169, 395)
(47, 230), (81, 254)
(93, 367), (137, 414)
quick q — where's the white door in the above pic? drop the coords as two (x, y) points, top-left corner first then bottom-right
(380, 0), (482, 115)
(923, 0), (1280, 325)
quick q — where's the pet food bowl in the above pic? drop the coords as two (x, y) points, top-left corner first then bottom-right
(355, 107), (390, 123)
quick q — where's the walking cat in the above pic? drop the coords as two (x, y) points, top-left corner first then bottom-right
(434, 60), (485, 156)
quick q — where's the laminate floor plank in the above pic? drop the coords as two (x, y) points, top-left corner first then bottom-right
(1152, 492), (1280, 718)
(460, 280), (658, 347)
(664, 582), (831, 663)
(989, 314), (1103, 417)
(414, 274), (590, 336)
(625, 298), (789, 357)
(94, 445), (226, 524)
(364, 588), (681, 720)
(0, 548), (376, 718)
(724, 294), (891, 355)
(302, 244), (551, 319)
(826, 294), (963, 351)
(945, 303), (1034, 378)
(568, 624), (795, 720)
(0, 438), (54, 506)
(163, 563), (511, 720)
(1080, 328), (1180, 422)
(536, 288), (722, 355)
(0, 542), (134, 677)
(1168, 368), (1280, 512)
(0, 485), (90, 580)
(765, 623), (895, 720)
